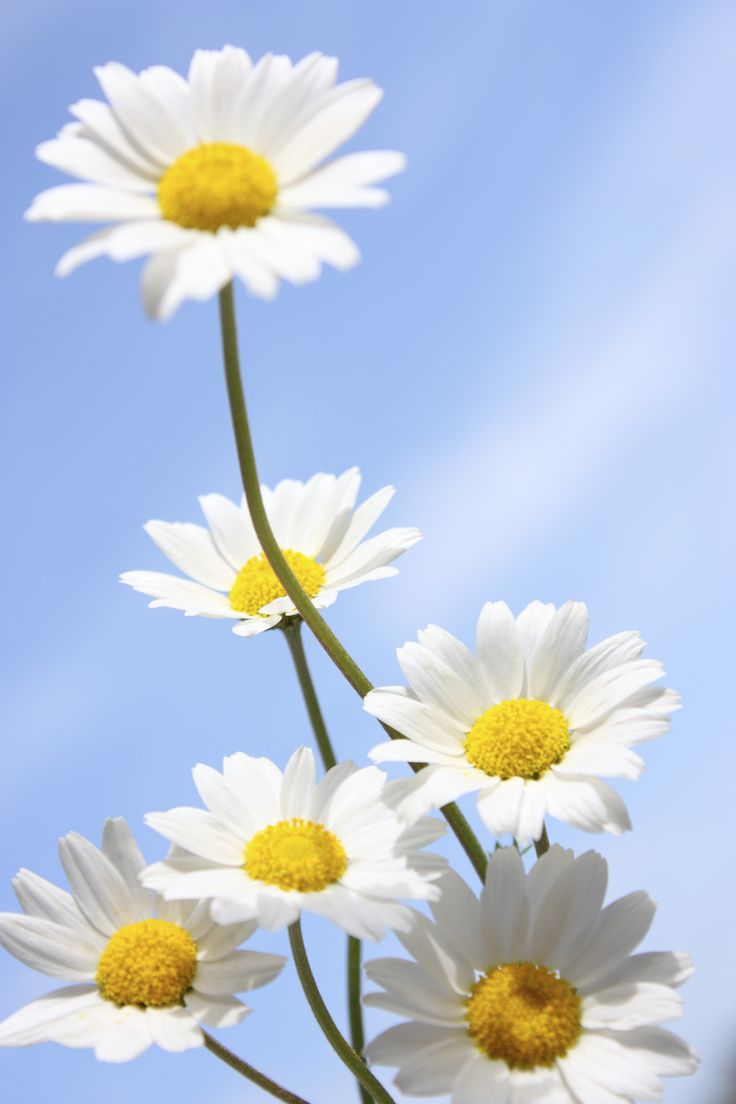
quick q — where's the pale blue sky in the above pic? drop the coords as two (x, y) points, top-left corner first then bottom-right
(2, 2), (735, 1102)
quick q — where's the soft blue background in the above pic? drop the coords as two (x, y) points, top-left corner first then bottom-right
(2, 1), (734, 1101)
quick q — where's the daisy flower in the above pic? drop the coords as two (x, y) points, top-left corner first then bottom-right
(142, 747), (446, 941)
(26, 46), (405, 318)
(0, 819), (284, 1062)
(365, 845), (698, 1103)
(366, 600), (679, 845)
(121, 467), (421, 638)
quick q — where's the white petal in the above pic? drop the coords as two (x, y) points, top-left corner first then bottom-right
(476, 601), (524, 701)
(562, 891), (656, 988)
(36, 134), (155, 191)
(452, 1051), (511, 1104)
(120, 570), (237, 618)
(528, 600), (589, 702)
(480, 848), (529, 964)
(600, 1025), (698, 1078)
(188, 45), (254, 143)
(194, 950), (285, 995)
(279, 150), (405, 209)
(143, 520), (234, 590)
(528, 850), (608, 966)
(59, 832), (138, 935)
(184, 991), (250, 1028)
(26, 184), (160, 223)
(280, 747), (317, 817)
(198, 492), (257, 570)
(565, 661), (665, 730)
(0, 985), (106, 1048)
(145, 1005), (203, 1052)
(101, 818), (154, 921)
(12, 870), (94, 939)
(94, 62), (193, 164)
(94, 1005), (153, 1062)
(542, 774), (632, 835)
(144, 808), (244, 865)
(364, 687), (467, 752)
(0, 914), (98, 979)
(582, 982), (683, 1030)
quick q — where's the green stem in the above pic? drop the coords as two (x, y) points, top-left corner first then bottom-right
(279, 619), (370, 1104)
(534, 823), (550, 858)
(281, 620), (337, 770)
(217, 283), (487, 882)
(203, 1030), (312, 1104)
(288, 920), (396, 1104)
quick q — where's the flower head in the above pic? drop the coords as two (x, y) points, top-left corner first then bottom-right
(366, 600), (679, 844)
(142, 747), (446, 940)
(27, 46), (405, 318)
(0, 819), (284, 1062)
(365, 846), (698, 1102)
(121, 468), (421, 637)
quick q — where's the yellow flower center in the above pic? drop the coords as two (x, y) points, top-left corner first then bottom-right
(466, 962), (581, 1069)
(464, 699), (570, 780)
(96, 919), (197, 1007)
(244, 818), (348, 893)
(229, 549), (325, 616)
(158, 143), (278, 231)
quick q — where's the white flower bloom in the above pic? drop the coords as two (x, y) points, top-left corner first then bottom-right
(0, 819), (284, 1063)
(121, 467), (421, 637)
(365, 846), (698, 1103)
(26, 46), (405, 318)
(366, 600), (679, 844)
(142, 747), (446, 941)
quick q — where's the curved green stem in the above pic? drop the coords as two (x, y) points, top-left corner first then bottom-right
(288, 920), (396, 1104)
(203, 1030), (312, 1104)
(217, 283), (487, 882)
(279, 619), (370, 1104)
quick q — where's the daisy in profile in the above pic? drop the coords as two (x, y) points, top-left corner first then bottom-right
(0, 819), (284, 1062)
(121, 467), (421, 637)
(366, 600), (678, 844)
(142, 747), (446, 940)
(365, 845), (698, 1102)
(27, 46), (405, 318)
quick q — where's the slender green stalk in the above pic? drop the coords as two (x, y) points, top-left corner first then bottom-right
(289, 920), (396, 1104)
(217, 283), (487, 882)
(534, 823), (551, 858)
(203, 1030), (312, 1104)
(280, 620), (337, 770)
(279, 619), (370, 1104)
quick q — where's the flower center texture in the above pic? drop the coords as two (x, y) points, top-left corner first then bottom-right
(466, 962), (581, 1069)
(244, 818), (348, 892)
(229, 549), (325, 616)
(96, 919), (197, 1007)
(158, 143), (278, 231)
(464, 699), (570, 780)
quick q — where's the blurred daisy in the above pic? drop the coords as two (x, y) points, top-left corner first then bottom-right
(121, 467), (421, 637)
(142, 747), (446, 940)
(0, 819), (284, 1062)
(26, 46), (405, 318)
(366, 600), (678, 844)
(365, 845), (698, 1102)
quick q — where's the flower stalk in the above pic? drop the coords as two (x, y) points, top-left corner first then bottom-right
(203, 1031), (313, 1104)
(288, 919), (396, 1104)
(217, 282), (488, 881)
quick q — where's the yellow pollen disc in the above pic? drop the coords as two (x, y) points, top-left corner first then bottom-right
(229, 549), (325, 616)
(244, 818), (348, 893)
(158, 143), (277, 231)
(96, 919), (197, 1007)
(464, 698), (570, 780)
(466, 962), (581, 1070)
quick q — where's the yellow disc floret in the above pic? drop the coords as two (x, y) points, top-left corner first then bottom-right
(158, 143), (277, 231)
(466, 962), (581, 1069)
(96, 919), (197, 1007)
(464, 698), (570, 780)
(229, 549), (325, 616)
(245, 818), (347, 893)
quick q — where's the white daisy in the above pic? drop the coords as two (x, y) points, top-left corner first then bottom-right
(365, 845), (698, 1103)
(0, 818), (284, 1062)
(120, 467), (421, 638)
(142, 747), (446, 941)
(366, 600), (679, 845)
(26, 46), (405, 318)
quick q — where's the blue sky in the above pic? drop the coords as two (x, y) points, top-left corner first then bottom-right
(2, 2), (735, 1102)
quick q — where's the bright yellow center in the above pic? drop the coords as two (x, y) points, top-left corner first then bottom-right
(158, 143), (278, 231)
(466, 962), (581, 1069)
(96, 919), (197, 1007)
(244, 818), (348, 892)
(464, 699), (570, 780)
(229, 549), (325, 616)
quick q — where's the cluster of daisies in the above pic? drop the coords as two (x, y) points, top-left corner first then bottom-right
(2, 43), (697, 1104)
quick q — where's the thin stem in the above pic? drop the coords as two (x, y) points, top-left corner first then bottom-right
(279, 619), (369, 1104)
(534, 823), (550, 858)
(217, 283), (487, 882)
(203, 1030), (312, 1104)
(289, 920), (396, 1104)
(281, 621), (337, 770)
(347, 935), (372, 1104)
